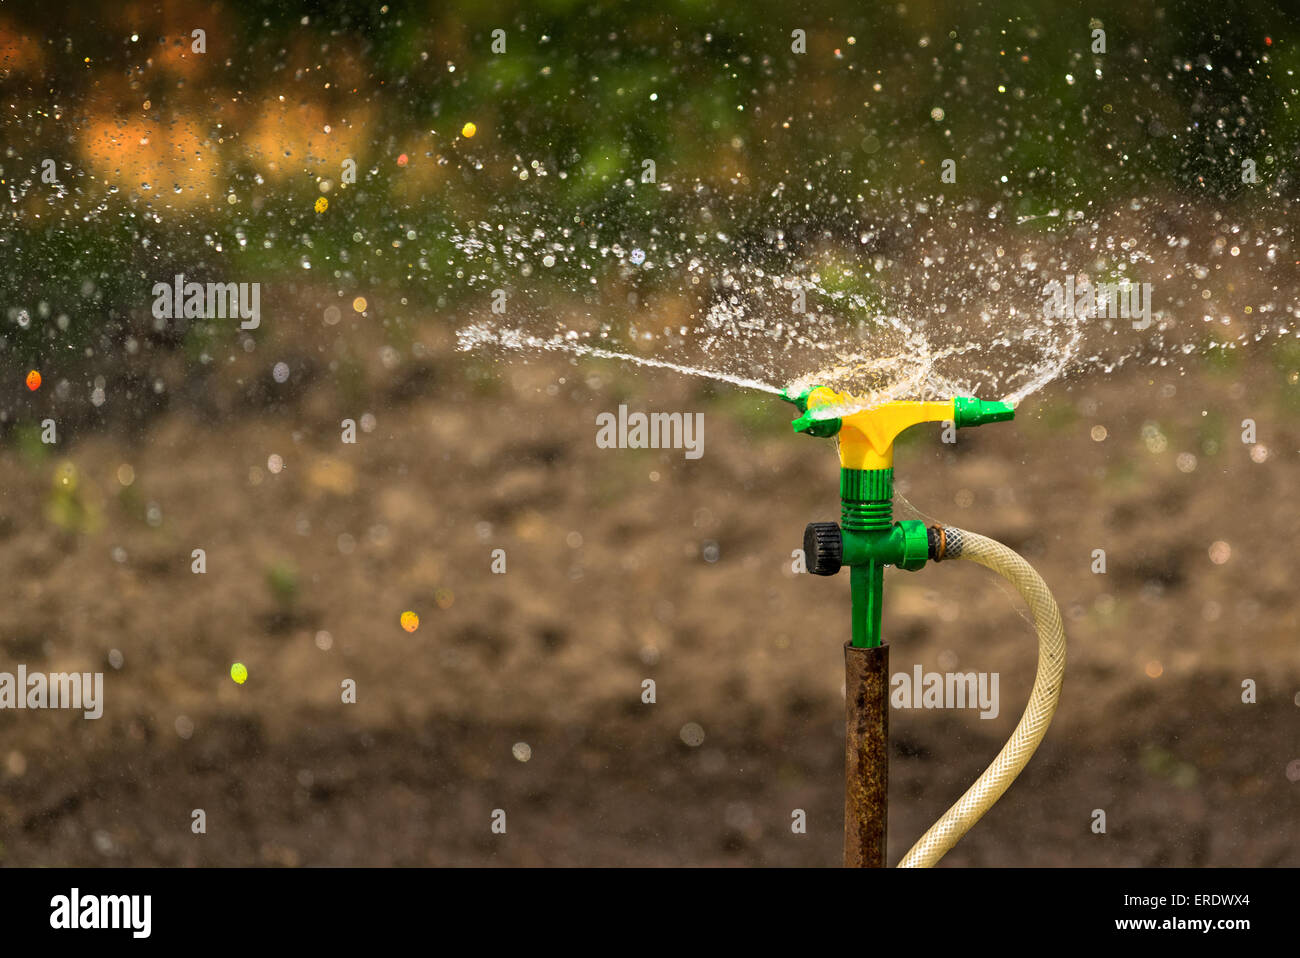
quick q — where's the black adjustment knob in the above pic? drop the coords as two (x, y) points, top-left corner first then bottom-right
(803, 522), (843, 575)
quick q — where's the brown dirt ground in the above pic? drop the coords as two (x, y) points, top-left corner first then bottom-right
(0, 299), (1297, 867)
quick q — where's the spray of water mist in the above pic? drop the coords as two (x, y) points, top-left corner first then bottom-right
(453, 193), (1296, 414)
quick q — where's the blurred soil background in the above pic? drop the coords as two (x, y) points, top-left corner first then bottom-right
(0, 296), (1297, 865)
(0, 0), (1297, 864)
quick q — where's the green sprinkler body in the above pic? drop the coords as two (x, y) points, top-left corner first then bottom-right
(781, 385), (1015, 648)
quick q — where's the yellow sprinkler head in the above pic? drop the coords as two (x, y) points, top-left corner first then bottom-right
(781, 385), (1014, 468)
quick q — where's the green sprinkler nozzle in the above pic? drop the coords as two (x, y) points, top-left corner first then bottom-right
(787, 385), (1015, 647)
(953, 396), (1015, 428)
(780, 384), (842, 438)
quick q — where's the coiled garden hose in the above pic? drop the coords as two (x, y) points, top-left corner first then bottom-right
(898, 527), (1067, 868)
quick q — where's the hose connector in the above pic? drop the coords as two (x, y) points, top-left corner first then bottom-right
(927, 525), (965, 562)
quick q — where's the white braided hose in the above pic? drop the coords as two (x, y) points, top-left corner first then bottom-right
(898, 529), (1066, 867)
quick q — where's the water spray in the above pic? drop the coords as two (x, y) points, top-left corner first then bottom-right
(780, 385), (1067, 867)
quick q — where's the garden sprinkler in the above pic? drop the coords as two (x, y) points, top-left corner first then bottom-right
(780, 385), (1066, 867)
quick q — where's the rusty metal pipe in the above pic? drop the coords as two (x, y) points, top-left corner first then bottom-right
(844, 641), (889, 867)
